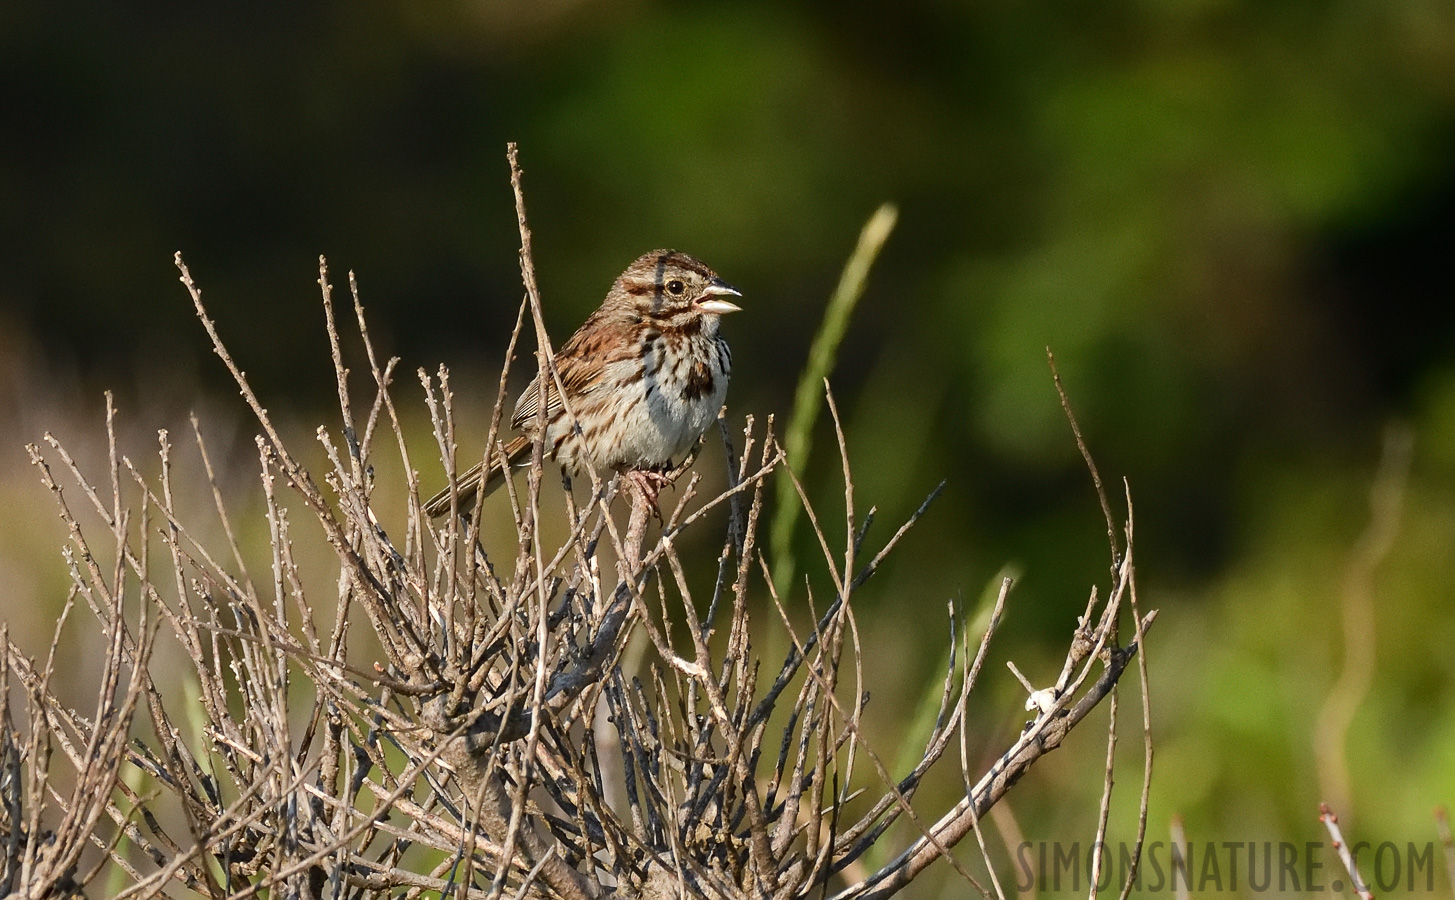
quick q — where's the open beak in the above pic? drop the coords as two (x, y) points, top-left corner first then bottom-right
(696, 280), (742, 315)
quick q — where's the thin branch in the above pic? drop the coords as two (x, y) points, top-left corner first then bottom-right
(1048, 349), (1119, 563)
(1319, 803), (1374, 900)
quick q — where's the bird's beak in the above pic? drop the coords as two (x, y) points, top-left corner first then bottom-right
(697, 280), (742, 315)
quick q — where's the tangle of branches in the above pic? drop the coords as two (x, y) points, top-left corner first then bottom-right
(1, 148), (1154, 900)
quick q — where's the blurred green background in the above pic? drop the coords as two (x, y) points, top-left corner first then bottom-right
(3, 1), (1455, 895)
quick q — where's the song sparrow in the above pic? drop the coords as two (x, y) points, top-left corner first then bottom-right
(424, 250), (741, 517)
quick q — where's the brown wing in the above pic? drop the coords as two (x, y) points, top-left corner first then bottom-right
(425, 311), (632, 518)
(510, 311), (621, 431)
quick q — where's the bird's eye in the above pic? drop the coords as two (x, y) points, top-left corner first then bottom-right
(666, 279), (686, 296)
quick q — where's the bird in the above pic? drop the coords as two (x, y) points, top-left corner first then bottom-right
(424, 249), (741, 517)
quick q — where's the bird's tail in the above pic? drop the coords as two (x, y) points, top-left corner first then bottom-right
(423, 434), (532, 518)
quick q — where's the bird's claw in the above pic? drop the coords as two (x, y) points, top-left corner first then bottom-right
(623, 469), (675, 520)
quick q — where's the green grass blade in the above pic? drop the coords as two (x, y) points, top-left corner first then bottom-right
(770, 203), (898, 599)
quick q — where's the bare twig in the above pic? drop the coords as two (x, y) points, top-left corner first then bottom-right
(1320, 803), (1374, 900)
(1170, 815), (1189, 900)
(1435, 807), (1455, 896)
(1048, 349), (1119, 563)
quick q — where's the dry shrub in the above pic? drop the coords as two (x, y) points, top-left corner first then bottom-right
(1, 151), (1153, 900)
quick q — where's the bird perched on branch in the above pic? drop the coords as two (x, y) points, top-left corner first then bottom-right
(424, 249), (741, 517)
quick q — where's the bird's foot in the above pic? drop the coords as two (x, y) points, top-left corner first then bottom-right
(623, 468), (675, 519)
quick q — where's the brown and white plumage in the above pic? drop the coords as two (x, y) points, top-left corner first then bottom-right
(424, 250), (740, 517)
